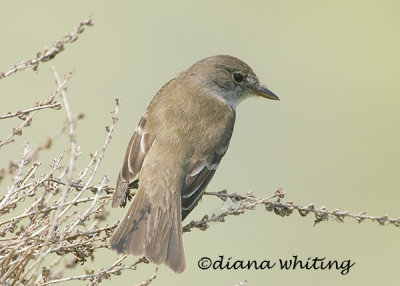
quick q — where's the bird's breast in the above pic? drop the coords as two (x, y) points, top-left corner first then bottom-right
(145, 79), (236, 158)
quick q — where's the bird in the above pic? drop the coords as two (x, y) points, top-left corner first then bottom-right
(109, 55), (279, 273)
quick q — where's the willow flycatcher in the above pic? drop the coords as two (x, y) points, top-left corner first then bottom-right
(109, 55), (279, 273)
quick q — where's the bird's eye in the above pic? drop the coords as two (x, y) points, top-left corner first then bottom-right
(233, 72), (244, 83)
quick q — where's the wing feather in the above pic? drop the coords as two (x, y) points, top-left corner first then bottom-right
(112, 116), (154, 207)
(181, 145), (228, 220)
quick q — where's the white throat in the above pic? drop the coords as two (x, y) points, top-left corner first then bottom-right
(201, 86), (248, 110)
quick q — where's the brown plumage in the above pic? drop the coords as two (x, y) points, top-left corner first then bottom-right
(109, 55), (279, 273)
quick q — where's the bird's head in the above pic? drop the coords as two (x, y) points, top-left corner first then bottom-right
(183, 55), (279, 109)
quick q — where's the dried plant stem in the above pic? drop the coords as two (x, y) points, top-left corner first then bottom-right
(26, 68), (78, 285)
(133, 266), (159, 286)
(0, 17), (92, 80)
(37, 256), (153, 286)
(0, 103), (61, 120)
(199, 189), (400, 228)
(0, 71), (72, 148)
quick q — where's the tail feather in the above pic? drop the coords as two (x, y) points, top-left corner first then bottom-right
(165, 196), (186, 273)
(144, 205), (171, 264)
(109, 190), (151, 256)
(109, 188), (186, 273)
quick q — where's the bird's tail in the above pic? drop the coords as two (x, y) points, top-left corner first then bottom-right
(109, 187), (186, 273)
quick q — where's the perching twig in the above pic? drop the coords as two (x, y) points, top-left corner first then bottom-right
(197, 189), (400, 229)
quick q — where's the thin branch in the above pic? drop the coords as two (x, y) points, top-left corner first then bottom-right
(183, 189), (285, 233)
(26, 68), (78, 284)
(0, 111), (35, 148)
(133, 266), (159, 286)
(0, 194), (112, 229)
(265, 197), (400, 227)
(191, 189), (400, 230)
(37, 256), (150, 286)
(0, 102), (61, 120)
(0, 144), (31, 210)
(0, 72), (72, 148)
(0, 17), (92, 80)
(0, 111), (84, 183)
(55, 97), (120, 234)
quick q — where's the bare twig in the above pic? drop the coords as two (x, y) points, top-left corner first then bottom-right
(264, 196), (400, 227)
(0, 103), (61, 120)
(133, 266), (159, 286)
(0, 143), (31, 210)
(0, 72), (72, 148)
(0, 17), (92, 80)
(193, 189), (400, 230)
(183, 189), (286, 233)
(0, 111), (84, 183)
(25, 68), (79, 284)
(37, 256), (151, 286)
(0, 111), (35, 149)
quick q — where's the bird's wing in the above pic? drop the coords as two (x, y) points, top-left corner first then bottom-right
(181, 144), (228, 220)
(112, 78), (177, 208)
(112, 116), (154, 207)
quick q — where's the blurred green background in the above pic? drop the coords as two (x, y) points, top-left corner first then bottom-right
(1, 0), (400, 285)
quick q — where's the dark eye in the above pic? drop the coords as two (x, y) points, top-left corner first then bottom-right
(233, 72), (244, 83)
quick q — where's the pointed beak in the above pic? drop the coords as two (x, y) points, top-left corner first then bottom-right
(251, 85), (279, 101)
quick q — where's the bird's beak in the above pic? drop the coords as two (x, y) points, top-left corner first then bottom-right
(251, 85), (280, 101)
